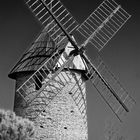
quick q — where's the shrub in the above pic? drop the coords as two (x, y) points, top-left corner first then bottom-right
(0, 109), (35, 140)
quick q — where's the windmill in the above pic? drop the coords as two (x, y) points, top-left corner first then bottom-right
(8, 0), (136, 139)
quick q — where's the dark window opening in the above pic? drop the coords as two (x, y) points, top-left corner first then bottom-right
(69, 92), (72, 95)
(64, 127), (67, 129)
(71, 110), (74, 113)
(40, 125), (44, 128)
(34, 75), (43, 90)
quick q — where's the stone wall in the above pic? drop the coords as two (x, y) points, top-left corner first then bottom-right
(14, 71), (88, 140)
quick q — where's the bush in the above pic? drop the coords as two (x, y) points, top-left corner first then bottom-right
(0, 109), (35, 140)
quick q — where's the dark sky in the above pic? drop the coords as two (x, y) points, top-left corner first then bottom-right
(0, 0), (140, 140)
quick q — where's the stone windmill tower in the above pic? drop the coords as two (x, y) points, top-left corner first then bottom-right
(8, 0), (136, 139)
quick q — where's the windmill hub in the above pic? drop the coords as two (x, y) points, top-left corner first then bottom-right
(69, 46), (86, 57)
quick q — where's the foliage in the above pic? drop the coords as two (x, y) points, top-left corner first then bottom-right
(0, 109), (35, 140)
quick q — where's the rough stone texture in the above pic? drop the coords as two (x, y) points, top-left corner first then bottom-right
(14, 71), (88, 140)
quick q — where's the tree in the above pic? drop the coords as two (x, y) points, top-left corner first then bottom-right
(0, 109), (35, 140)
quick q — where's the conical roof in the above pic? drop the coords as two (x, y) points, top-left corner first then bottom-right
(8, 27), (68, 79)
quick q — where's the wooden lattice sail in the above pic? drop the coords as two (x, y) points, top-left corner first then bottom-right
(8, 0), (135, 139)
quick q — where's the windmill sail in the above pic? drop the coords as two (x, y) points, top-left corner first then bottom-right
(11, 0), (135, 122)
(25, 0), (79, 45)
(76, 0), (131, 51)
(84, 55), (136, 121)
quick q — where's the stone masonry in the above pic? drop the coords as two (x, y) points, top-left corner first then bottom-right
(14, 71), (88, 140)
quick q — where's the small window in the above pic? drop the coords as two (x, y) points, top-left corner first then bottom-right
(40, 125), (44, 128)
(34, 76), (42, 90)
(64, 127), (67, 129)
(71, 110), (74, 113)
